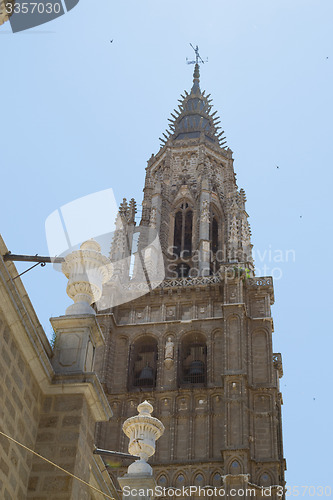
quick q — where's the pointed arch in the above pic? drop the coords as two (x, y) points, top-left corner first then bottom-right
(157, 474), (168, 487)
(174, 471), (187, 487)
(211, 471), (222, 487)
(258, 471), (273, 487)
(193, 472), (205, 486)
(209, 203), (224, 274)
(173, 200), (193, 258)
(228, 459), (243, 475)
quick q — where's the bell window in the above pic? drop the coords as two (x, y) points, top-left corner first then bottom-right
(179, 333), (207, 386)
(212, 217), (219, 254)
(210, 207), (222, 275)
(173, 202), (193, 258)
(129, 337), (158, 389)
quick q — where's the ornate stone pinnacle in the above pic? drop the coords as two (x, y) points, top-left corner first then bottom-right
(122, 400), (165, 475)
(62, 239), (113, 316)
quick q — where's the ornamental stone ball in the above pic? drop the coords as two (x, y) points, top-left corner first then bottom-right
(62, 239), (113, 316)
(122, 400), (165, 475)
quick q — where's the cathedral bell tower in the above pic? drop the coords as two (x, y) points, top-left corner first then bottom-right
(141, 62), (253, 280)
(95, 60), (286, 499)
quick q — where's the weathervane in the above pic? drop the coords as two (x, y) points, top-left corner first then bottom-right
(186, 43), (208, 67)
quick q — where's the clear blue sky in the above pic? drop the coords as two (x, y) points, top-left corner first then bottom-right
(1, 0), (333, 494)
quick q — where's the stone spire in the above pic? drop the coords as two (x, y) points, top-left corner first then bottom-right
(191, 62), (201, 95)
(159, 60), (227, 148)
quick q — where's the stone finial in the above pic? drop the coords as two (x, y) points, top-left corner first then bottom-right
(62, 239), (113, 316)
(122, 401), (165, 475)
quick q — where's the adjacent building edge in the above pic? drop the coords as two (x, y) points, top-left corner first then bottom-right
(0, 235), (119, 500)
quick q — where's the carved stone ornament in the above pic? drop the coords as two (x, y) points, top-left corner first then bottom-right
(149, 207), (157, 228)
(62, 239), (113, 316)
(122, 401), (165, 475)
(201, 200), (210, 223)
(164, 337), (174, 369)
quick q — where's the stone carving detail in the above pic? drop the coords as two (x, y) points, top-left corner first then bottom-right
(241, 218), (251, 246)
(164, 337), (174, 369)
(273, 353), (283, 378)
(201, 200), (210, 223)
(149, 207), (157, 228)
(247, 278), (272, 287)
(229, 214), (238, 259)
(62, 239), (113, 315)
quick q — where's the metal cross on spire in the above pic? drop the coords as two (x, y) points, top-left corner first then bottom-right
(186, 43), (208, 67)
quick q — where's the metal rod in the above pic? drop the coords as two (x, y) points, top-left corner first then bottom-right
(13, 262), (44, 280)
(3, 253), (64, 264)
(93, 448), (139, 460)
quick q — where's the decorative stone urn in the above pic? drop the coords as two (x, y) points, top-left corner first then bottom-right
(62, 239), (113, 315)
(122, 401), (165, 475)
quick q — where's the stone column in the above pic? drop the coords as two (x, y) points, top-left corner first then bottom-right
(198, 181), (211, 277)
(51, 239), (113, 374)
(118, 401), (165, 500)
(27, 240), (114, 499)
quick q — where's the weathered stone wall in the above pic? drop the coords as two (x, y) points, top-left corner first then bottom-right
(96, 275), (285, 492)
(27, 394), (95, 499)
(0, 237), (117, 500)
(0, 314), (43, 500)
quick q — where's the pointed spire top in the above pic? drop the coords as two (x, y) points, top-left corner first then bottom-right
(193, 63), (200, 80)
(186, 44), (207, 94)
(158, 44), (228, 149)
(192, 63), (200, 93)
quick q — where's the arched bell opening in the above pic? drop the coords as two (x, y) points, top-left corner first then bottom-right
(129, 336), (158, 390)
(179, 333), (207, 387)
(209, 205), (224, 275)
(173, 201), (193, 259)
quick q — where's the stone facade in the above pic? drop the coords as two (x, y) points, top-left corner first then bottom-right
(0, 236), (119, 500)
(94, 65), (286, 498)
